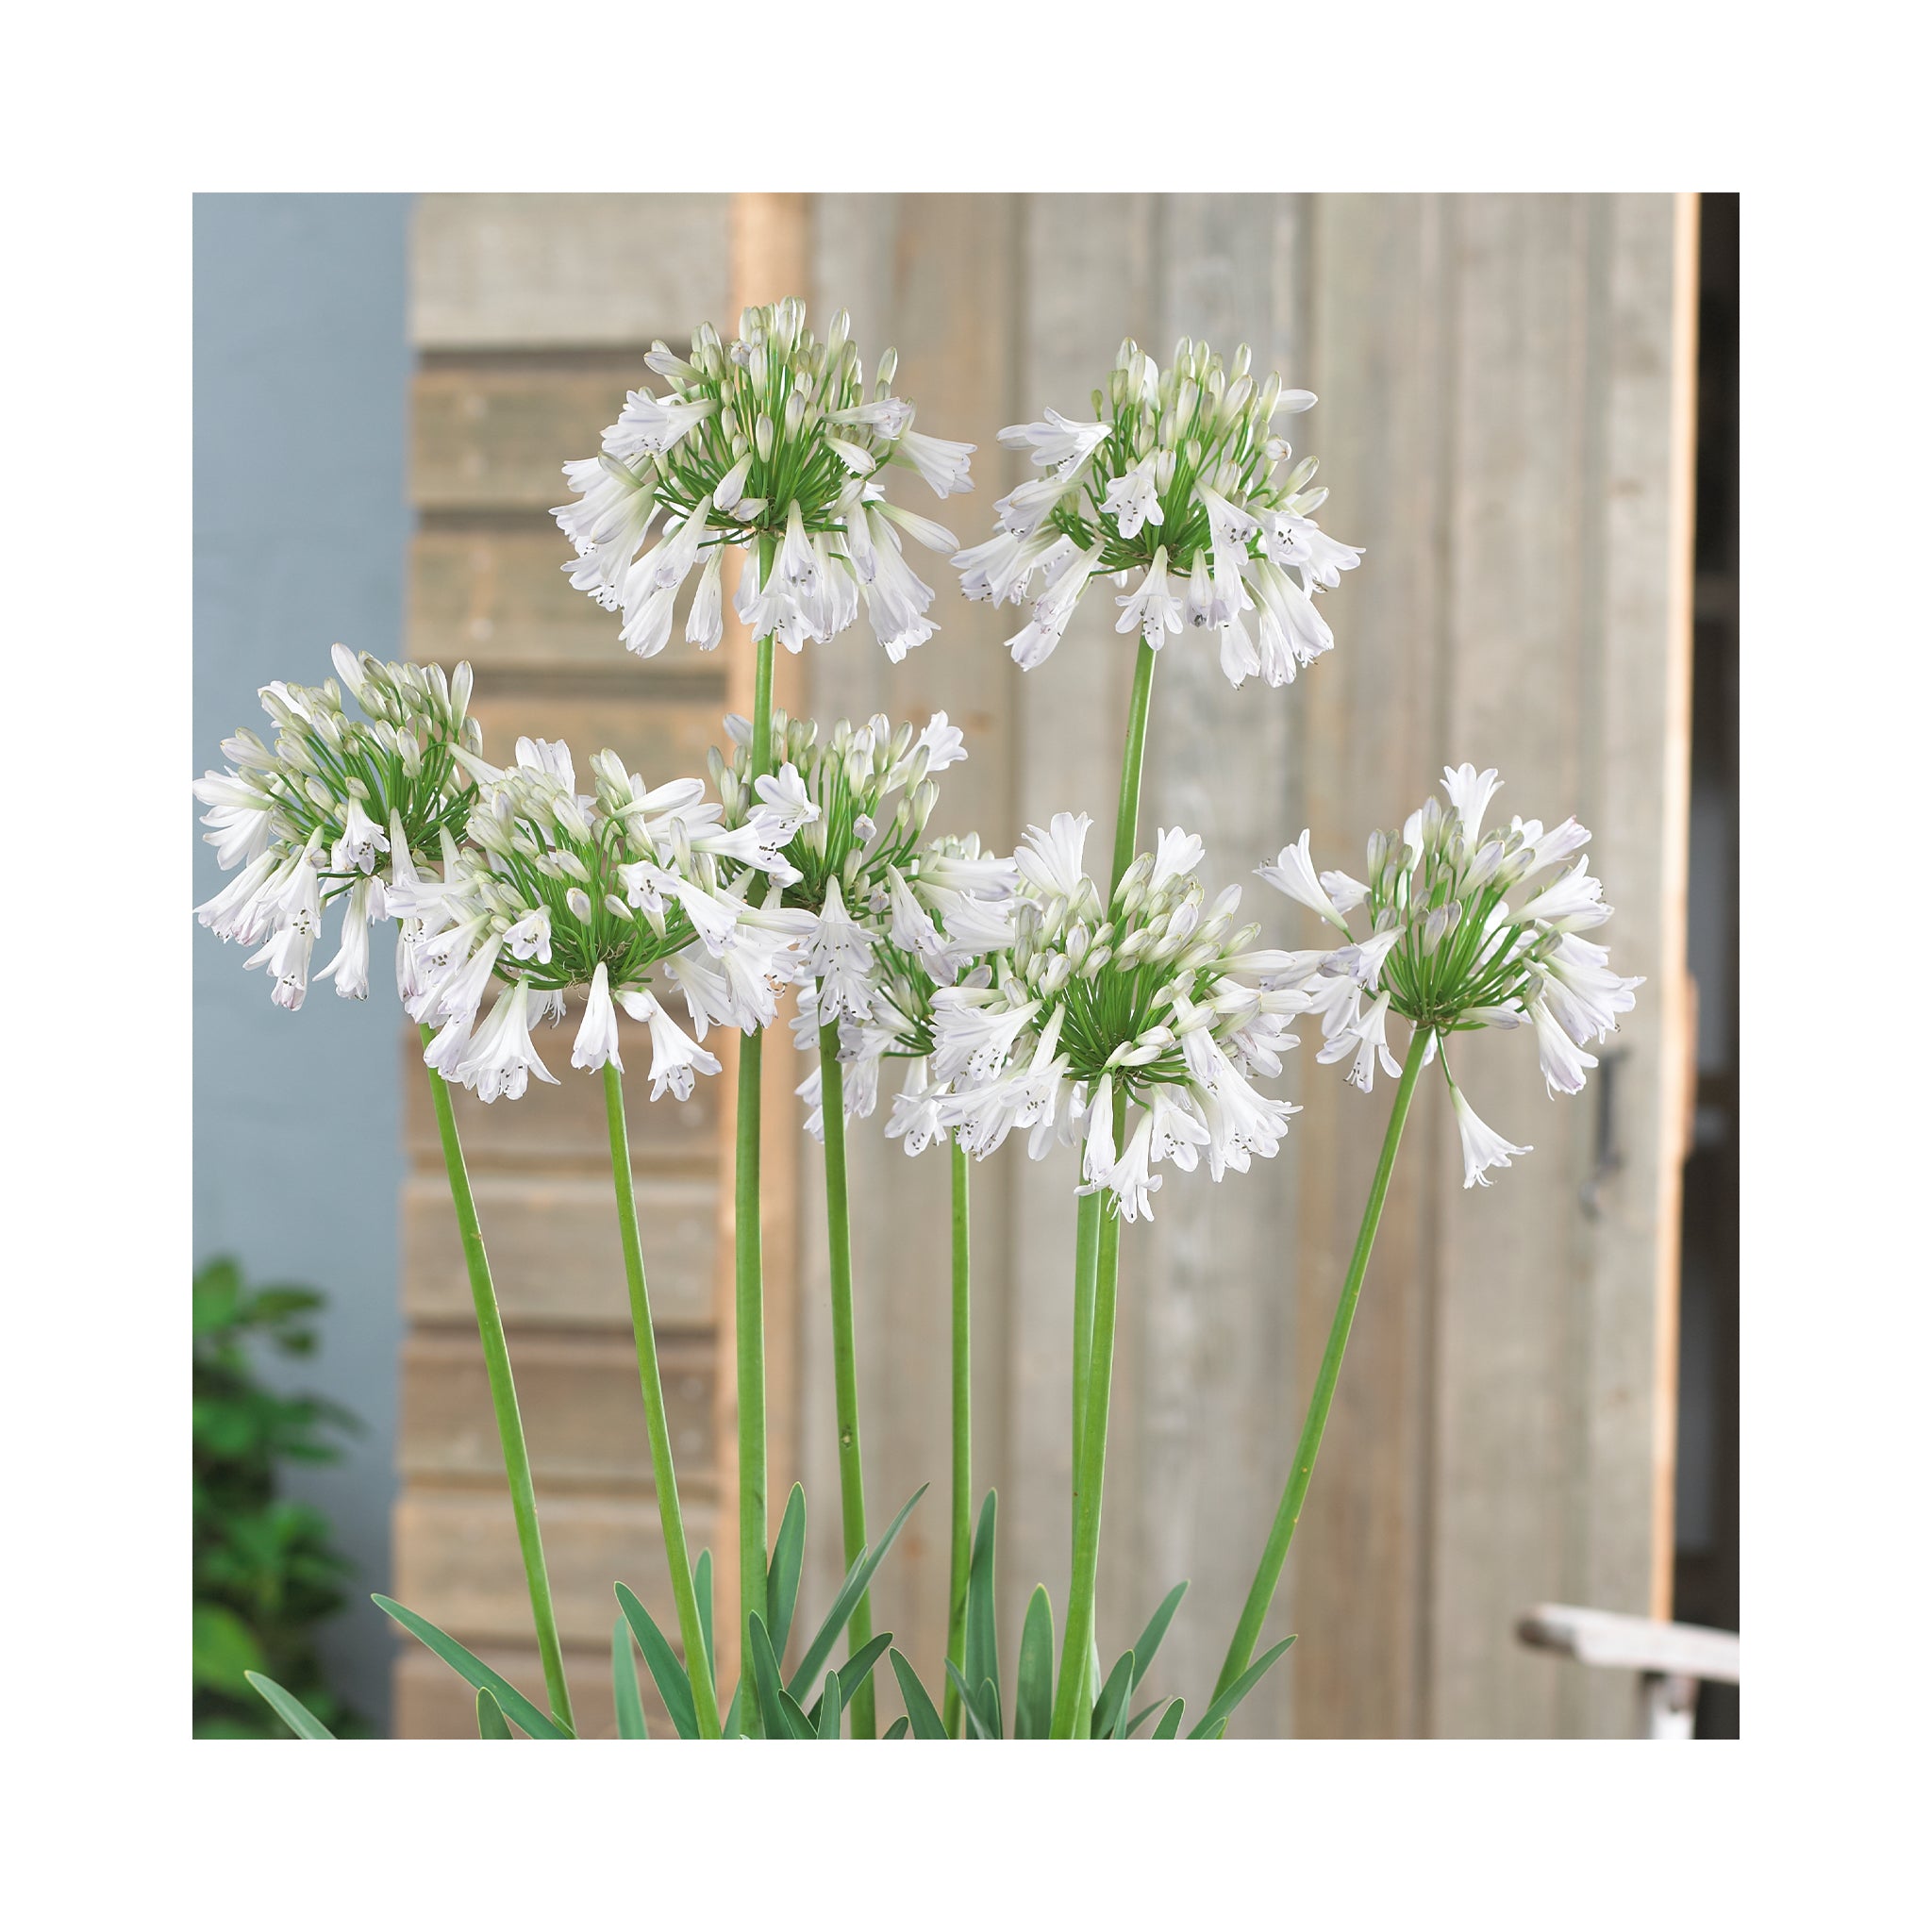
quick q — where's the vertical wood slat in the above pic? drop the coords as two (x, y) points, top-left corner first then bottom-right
(795, 193), (1026, 1700)
(1002, 193), (1162, 1676)
(706, 191), (815, 1703)
(1126, 192), (1313, 1737)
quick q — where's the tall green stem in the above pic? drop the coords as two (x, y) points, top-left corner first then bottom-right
(418, 1039), (575, 1736)
(1208, 1025), (1432, 1734)
(942, 1137), (972, 1738)
(817, 1019), (874, 1740)
(1065, 635), (1161, 1723)
(1052, 1082), (1128, 1739)
(1109, 636), (1159, 895)
(603, 1063), (722, 1740)
(734, 582), (777, 1736)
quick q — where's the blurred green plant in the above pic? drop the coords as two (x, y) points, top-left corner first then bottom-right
(193, 1257), (366, 1739)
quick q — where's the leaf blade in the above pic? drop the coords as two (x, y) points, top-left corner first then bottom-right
(243, 1671), (336, 1740)
(766, 1484), (808, 1664)
(1127, 1581), (1189, 1694)
(1152, 1696), (1187, 1740)
(373, 1594), (570, 1740)
(1091, 1650), (1136, 1741)
(786, 1484), (928, 1701)
(1187, 1636), (1296, 1740)
(613, 1584), (698, 1741)
(612, 1617), (648, 1740)
(1014, 1585), (1055, 1740)
(962, 1491), (999, 1733)
(475, 1688), (513, 1739)
(889, 1649), (949, 1740)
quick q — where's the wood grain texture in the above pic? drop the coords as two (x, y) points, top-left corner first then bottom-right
(412, 194), (730, 349)
(794, 192), (1026, 1673)
(392, 1490), (719, 1648)
(402, 1172), (715, 1328)
(400, 1329), (714, 1491)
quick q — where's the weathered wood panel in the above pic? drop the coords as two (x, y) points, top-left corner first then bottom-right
(796, 192), (1027, 1674)
(410, 358), (642, 510)
(412, 194), (731, 350)
(400, 1330), (714, 1491)
(396, 192), (741, 1739)
(1124, 192), (1313, 1737)
(393, 1490), (719, 1648)
(402, 1173), (715, 1328)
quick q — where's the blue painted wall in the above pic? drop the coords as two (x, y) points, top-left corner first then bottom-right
(193, 193), (414, 1731)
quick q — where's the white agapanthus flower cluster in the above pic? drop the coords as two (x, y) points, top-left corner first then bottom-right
(554, 298), (975, 663)
(1257, 763), (1644, 1188)
(926, 814), (1307, 1220)
(794, 829), (1023, 1151)
(193, 647), (482, 1009)
(393, 736), (815, 1105)
(954, 335), (1361, 688)
(703, 707), (1020, 1142)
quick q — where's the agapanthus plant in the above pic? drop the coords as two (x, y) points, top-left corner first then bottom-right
(1207, 765), (1641, 1733)
(708, 705), (1017, 1735)
(955, 335), (1360, 688)
(1257, 762), (1642, 1187)
(399, 734), (812, 1107)
(926, 810), (1306, 1735)
(193, 646), (480, 1009)
(554, 298), (974, 663)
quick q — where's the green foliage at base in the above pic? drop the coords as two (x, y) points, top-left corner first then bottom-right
(193, 1257), (366, 1740)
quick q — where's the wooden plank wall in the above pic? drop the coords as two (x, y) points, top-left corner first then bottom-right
(395, 192), (1694, 1738)
(394, 194), (735, 1737)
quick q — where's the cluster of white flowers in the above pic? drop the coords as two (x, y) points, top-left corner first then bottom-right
(392, 736), (816, 1105)
(193, 648), (482, 1009)
(703, 707), (1021, 1142)
(1257, 764), (1643, 1188)
(554, 298), (975, 664)
(954, 335), (1361, 689)
(924, 815), (1306, 1220)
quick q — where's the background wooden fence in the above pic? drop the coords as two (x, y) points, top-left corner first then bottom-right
(392, 192), (1695, 1738)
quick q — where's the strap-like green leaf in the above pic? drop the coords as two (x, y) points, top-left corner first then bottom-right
(1091, 1650), (1136, 1740)
(243, 1671), (336, 1740)
(944, 1659), (996, 1740)
(884, 1715), (910, 1740)
(889, 1649), (949, 1740)
(1187, 1636), (1296, 1739)
(749, 1614), (809, 1739)
(1014, 1586), (1055, 1739)
(721, 1679), (743, 1739)
(806, 1630), (894, 1729)
(694, 1548), (716, 1691)
(1124, 1697), (1166, 1738)
(962, 1490), (999, 1730)
(614, 1584), (698, 1740)
(1152, 1697), (1187, 1740)
(1128, 1581), (1188, 1694)
(817, 1671), (842, 1739)
(475, 1688), (513, 1739)
(766, 1484), (808, 1664)
(612, 1618), (648, 1740)
(787, 1484), (928, 1700)
(373, 1595), (571, 1740)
